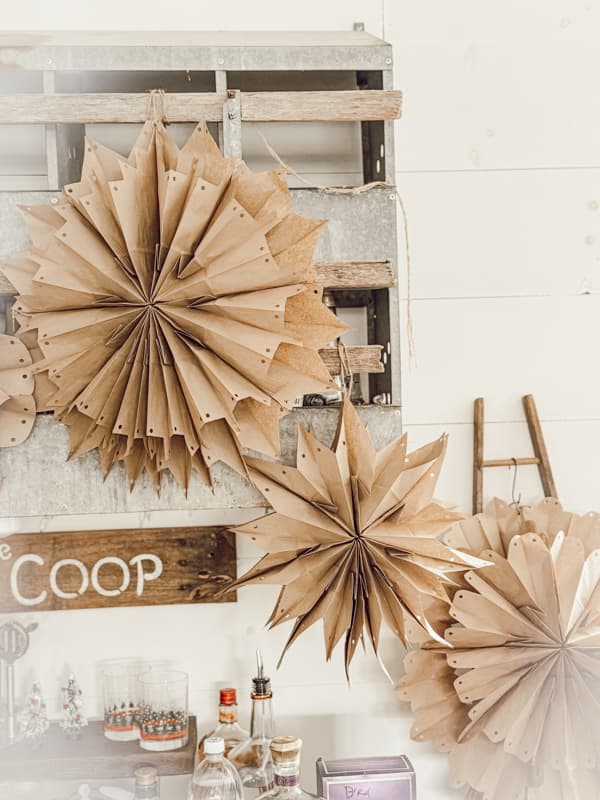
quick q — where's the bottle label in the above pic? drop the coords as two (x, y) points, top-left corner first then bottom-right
(275, 775), (300, 787)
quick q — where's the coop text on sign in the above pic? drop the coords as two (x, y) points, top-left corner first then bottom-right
(0, 542), (162, 606)
(0, 527), (236, 612)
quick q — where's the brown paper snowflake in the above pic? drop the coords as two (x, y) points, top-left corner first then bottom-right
(397, 499), (600, 800)
(0, 334), (36, 447)
(444, 496), (600, 559)
(228, 398), (486, 674)
(5, 121), (346, 489)
(448, 532), (600, 798)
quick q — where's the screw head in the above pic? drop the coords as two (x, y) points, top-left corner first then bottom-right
(217, 57), (225, 66)
(389, 193), (396, 201)
(385, 57), (393, 65)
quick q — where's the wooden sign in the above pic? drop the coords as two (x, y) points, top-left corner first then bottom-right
(0, 527), (236, 613)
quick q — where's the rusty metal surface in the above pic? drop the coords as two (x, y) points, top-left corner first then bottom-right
(0, 407), (402, 518)
(0, 188), (398, 263)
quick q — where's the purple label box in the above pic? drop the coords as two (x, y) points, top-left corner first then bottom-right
(316, 756), (416, 800)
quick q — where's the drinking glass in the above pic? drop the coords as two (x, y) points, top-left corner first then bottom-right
(102, 659), (149, 741)
(138, 670), (189, 752)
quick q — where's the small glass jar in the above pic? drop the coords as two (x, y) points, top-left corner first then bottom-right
(102, 659), (150, 741)
(256, 737), (318, 800)
(139, 670), (189, 752)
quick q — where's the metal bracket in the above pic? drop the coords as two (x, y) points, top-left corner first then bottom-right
(215, 70), (227, 151)
(222, 89), (242, 160)
(43, 71), (85, 190)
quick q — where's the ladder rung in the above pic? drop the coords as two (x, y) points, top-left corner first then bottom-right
(482, 457), (540, 468)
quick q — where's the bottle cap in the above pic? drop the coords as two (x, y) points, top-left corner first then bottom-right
(252, 650), (272, 697)
(270, 736), (302, 763)
(134, 766), (158, 786)
(219, 687), (237, 705)
(204, 736), (225, 755)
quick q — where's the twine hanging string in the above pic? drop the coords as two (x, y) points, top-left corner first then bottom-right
(145, 89), (168, 125)
(336, 340), (354, 394)
(256, 130), (416, 360)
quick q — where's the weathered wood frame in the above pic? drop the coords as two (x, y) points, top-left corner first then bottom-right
(0, 27), (402, 402)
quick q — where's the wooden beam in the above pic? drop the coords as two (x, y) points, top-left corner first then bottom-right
(1, 262), (396, 296)
(0, 93), (225, 124)
(319, 345), (384, 375)
(482, 457), (540, 468)
(0, 90), (402, 124)
(473, 397), (484, 514)
(522, 393), (558, 499)
(315, 260), (394, 290)
(241, 90), (402, 122)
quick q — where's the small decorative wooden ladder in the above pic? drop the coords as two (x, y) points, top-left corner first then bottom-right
(472, 394), (557, 514)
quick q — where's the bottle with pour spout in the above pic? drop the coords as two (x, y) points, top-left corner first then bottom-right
(229, 652), (275, 798)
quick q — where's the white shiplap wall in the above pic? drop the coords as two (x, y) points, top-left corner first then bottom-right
(1, 2), (599, 799)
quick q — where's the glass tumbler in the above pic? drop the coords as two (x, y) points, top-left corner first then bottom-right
(102, 659), (149, 741)
(138, 670), (189, 752)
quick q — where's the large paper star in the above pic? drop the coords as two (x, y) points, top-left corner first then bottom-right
(6, 121), (346, 489)
(228, 399), (485, 674)
(397, 499), (600, 800)
(0, 334), (36, 447)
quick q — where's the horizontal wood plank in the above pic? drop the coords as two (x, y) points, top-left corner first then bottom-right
(241, 90), (402, 122)
(0, 717), (197, 779)
(483, 457), (540, 468)
(315, 260), (394, 289)
(320, 344), (384, 375)
(0, 261), (396, 295)
(0, 93), (225, 124)
(0, 90), (401, 124)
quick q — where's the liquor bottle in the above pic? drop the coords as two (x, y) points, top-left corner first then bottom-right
(189, 736), (243, 800)
(198, 688), (250, 760)
(229, 653), (275, 797)
(256, 738), (318, 800)
(134, 766), (160, 799)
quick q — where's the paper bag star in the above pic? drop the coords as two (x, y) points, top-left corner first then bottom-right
(6, 121), (346, 489)
(229, 399), (485, 674)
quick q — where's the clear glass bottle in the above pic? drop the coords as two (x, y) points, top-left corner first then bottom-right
(134, 765), (160, 799)
(189, 736), (243, 800)
(199, 689), (250, 761)
(256, 738), (318, 800)
(229, 653), (274, 798)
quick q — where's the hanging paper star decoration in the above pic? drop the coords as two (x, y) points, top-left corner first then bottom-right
(0, 334), (36, 448)
(397, 499), (600, 800)
(227, 398), (486, 674)
(5, 121), (346, 489)
(444, 495), (600, 560)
